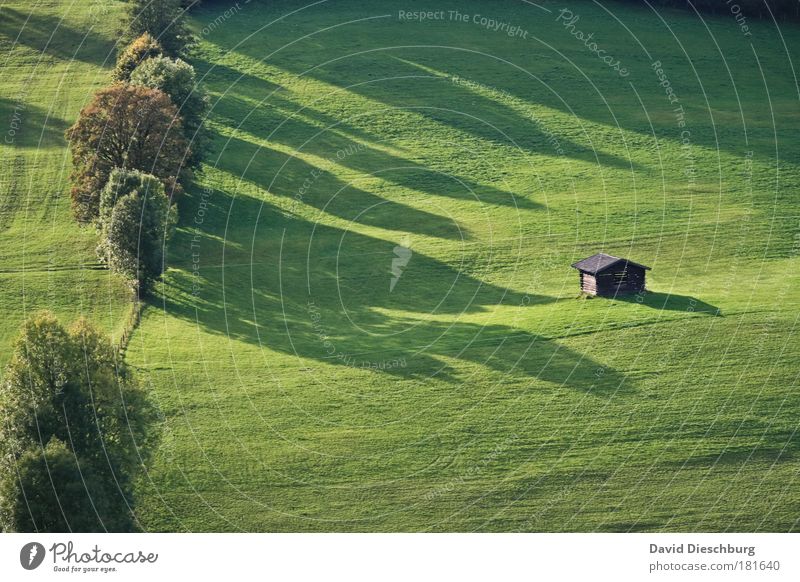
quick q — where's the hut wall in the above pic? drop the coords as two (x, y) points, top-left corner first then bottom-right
(594, 263), (646, 296)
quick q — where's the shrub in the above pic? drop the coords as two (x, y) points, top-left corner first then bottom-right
(97, 169), (177, 295)
(66, 83), (189, 223)
(113, 32), (163, 82)
(130, 56), (210, 166)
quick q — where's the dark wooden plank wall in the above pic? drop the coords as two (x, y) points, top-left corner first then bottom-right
(596, 264), (646, 295)
(581, 263), (646, 296)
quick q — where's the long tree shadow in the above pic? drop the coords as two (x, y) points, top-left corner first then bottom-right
(672, 445), (796, 469)
(0, 97), (69, 148)
(663, 422), (799, 476)
(327, 57), (642, 172)
(208, 91), (542, 212)
(156, 186), (633, 396)
(199, 53), (639, 176)
(197, 1), (793, 167)
(196, 60), (389, 153)
(210, 132), (472, 240)
(0, 7), (113, 65)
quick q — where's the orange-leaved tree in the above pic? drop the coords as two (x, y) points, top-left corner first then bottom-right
(66, 83), (190, 222)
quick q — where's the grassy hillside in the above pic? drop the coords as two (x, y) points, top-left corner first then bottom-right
(0, 0), (131, 360)
(6, 0), (794, 532)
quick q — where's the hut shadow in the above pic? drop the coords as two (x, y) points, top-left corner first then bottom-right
(617, 291), (722, 316)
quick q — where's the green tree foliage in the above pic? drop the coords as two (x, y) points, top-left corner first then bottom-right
(637, 0), (798, 20)
(0, 439), (126, 532)
(120, 0), (192, 57)
(65, 83), (189, 223)
(0, 313), (70, 458)
(113, 33), (164, 82)
(67, 317), (156, 477)
(0, 313), (156, 532)
(97, 169), (177, 295)
(130, 56), (210, 166)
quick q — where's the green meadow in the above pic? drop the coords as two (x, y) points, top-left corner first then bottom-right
(0, 0), (131, 360)
(3, 0), (800, 531)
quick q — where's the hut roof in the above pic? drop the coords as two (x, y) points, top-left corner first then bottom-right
(571, 253), (651, 275)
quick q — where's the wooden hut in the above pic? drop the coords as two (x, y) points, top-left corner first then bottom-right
(571, 253), (650, 297)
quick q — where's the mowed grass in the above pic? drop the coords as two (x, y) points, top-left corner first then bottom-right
(121, 0), (797, 531)
(0, 0), (132, 359)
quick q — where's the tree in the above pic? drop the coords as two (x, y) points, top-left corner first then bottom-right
(0, 313), (71, 459)
(113, 33), (164, 82)
(120, 0), (192, 57)
(97, 169), (177, 295)
(66, 317), (156, 477)
(130, 56), (210, 166)
(66, 83), (189, 222)
(622, 0), (799, 20)
(0, 313), (156, 532)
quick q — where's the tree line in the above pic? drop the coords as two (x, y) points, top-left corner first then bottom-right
(1, 0), (204, 532)
(614, 0), (799, 20)
(68, 0), (209, 295)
